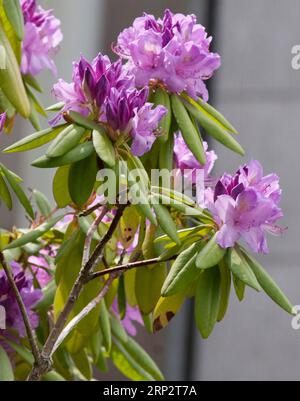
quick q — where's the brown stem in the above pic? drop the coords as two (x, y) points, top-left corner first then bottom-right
(87, 255), (177, 282)
(52, 273), (118, 354)
(27, 203), (127, 381)
(0, 252), (41, 366)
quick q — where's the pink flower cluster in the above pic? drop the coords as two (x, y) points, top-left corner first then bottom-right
(21, 0), (63, 76)
(115, 9), (221, 101)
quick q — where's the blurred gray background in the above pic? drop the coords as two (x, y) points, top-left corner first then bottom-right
(1, 0), (300, 381)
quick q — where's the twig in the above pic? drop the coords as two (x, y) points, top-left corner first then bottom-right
(87, 255), (177, 282)
(0, 252), (41, 366)
(82, 206), (108, 267)
(27, 203), (127, 381)
(52, 273), (117, 354)
(79, 202), (105, 217)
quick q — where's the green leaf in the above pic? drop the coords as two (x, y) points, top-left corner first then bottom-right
(3, 0), (24, 41)
(0, 346), (14, 381)
(126, 162), (157, 226)
(43, 371), (66, 381)
(0, 24), (30, 117)
(183, 98), (245, 156)
(46, 124), (86, 158)
(154, 88), (171, 142)
(3, 125), (67, 153)
(72, 350), (92, 381)
(153, 293), (185, 332)
(35, 280), (56, 311)
(68, 153), (97, 207)
(33, 189), (52, 217)
(193, 95), (238, 134)
(196, 234), (226, 270)
(228, 247), (260, 291)
(110, 313), (128, 343)
(233, 275), (245, 301)
(242, 249), (294, 314)
(118, 274), (127, 319)
(0, 163), (34, 218)
(68, 111), (102, 131)
(45, 102), (64, 112)
(5, 215), (64, 250)
(195, 266), (221, 339)
(151, 197), (180, 245)
(99, 300), (112, 352)
(217, 258), (231, 322)
(162, 241), (204, 296)
(159, 132), (174, 171)
(111, 336), (164, 381)
(171, 94), (206, 164)
(5, 340), (34, 365)
(53, 166), (72, 208)
(32, 142), (95, 168)
(197, 98), (238, 134)
(153, 192), (203, 218)
(23, 74), (43, 93)
(136, 264), (167, 315)
(0, 173), (12, 209)
(92, 129), (116, 167)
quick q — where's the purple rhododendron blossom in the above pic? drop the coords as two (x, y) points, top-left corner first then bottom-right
(21, 0), (63, 76)
(112, 300), (143, 336)
(174, 131), (217, 184)
(115, 9), (221, 101)
(0, 262), (42, 338)
(205, 160), (283, 254)
(52, 53), (166, 156)
(0, 112), (6, 132)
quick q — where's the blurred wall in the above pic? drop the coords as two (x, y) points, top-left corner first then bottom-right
(193, 0), (300, 381)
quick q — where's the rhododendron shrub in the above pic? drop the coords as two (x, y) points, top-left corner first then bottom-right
(0, 4), (294, 381)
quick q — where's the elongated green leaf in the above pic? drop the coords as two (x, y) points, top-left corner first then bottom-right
(197, 97), (238, 134)
(159, 132), (174, 171)
(111, 336), (164, 381)
(233, 275), (245, 301)
(153, 293), (185, 332)
(217, 259), (231, 322)
(53, 166), (71, 208)
(5, 340), (34, 365)
(154, 88), (171, 142)
(0, 346), (14, 381)
(0, 163), (34, 218)
(46, 102), (64, 112)
(32, 142), (95, 168)
(99, 300), (112, 352)
(92, 129), (116, 167)
(118, 274), (127, 319)
(3, 125), (67, 153)
(127, 170), (157, 226)
(171, 94), (206, 164)
(183, 98), (245, 156)
(196, 234), (226, 269)
(154, 193), (203, 217)
(136, 264), (167, 314)
(0, 24), (30, 117)
(162, 241), (204, 296)
(68, 153), (97, 207)
(72, 350), (92, 381)
(3, 0), (24, 40)
(23, 74), (42, 93)
(33, 189), (52, 217)
(5, 215), (63, 250)
(195, 266), (221, 339)
(110, 314), (128, 343)
(0, 173), (12, 209)
(151, 198), (180, 245)
(35, 280), (56, 311)
(242, 249), (294, 314)
(43, 371), (66, 381)
(228, 247), (260, 291)
(46, 124), (86, 158)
